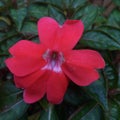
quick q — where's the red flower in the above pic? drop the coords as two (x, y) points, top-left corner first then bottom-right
(5, 17), (105, 104)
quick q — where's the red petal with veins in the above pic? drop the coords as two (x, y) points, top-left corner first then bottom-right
(38, 17), (59, 49)
(47, 71), (68, 104)
(14, 70), (45, 88)
(62, 63), (99, 86)
(23, 70), (48, 103)
(5, 40), (46, 76)
(65, 50), (105, 69)
(38, 17), (84, 51)
(9, 40), (45, 57)
(55, 20), (84, 51)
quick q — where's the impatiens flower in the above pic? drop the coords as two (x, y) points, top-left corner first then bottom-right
(5, 17), (105, 104)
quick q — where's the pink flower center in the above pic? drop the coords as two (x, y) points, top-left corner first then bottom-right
(42, 49), (64, 72)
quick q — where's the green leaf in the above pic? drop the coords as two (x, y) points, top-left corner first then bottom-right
(81, 29), (120, 50)
(48, 5), (65, 24)
(72, 0), (87, 9)
(0, 36), (21, 53)
(73, 5), (98, 29)
(39, 104), (58, 120)
(84, 73), (108, 110)
(10, 7), (27, 31)
(106, 99), (120, 120)
(108, 9), (120, 27)
(64, 84), (89, 105)
(82, 26), (120, 50)
(30, 0), (62, 8)
(19, 113), (28, 120)
(0, 30), (20, 68)
(103, 51), (118, 89)
(97, 26), (120, 43)
(0, 100), (29, 120)
(0, 81), (22, 109)
(28, 4), (48, 19)
(49, 0), (63, 7)
(0, 16), (11, 25)
(69, 101), (104, 120)
(112, 0), (120, 6)
(0, 20), (9, 30)
(21, 22), (37, 35)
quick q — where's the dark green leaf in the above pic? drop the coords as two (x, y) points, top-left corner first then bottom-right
(72, 0), (87, 9)
(0, 36), (21, 53)
(82, 30), (120, 50)
(21, 22), (37, 35)
(0, 31), (20, 68)
(10, 7), (27, 31)
(69, 101), (104, 120)
(97, 26), (120, 43)
(73, 5), (98, 29)
(49, 0), (63, 7)
(28, 4), (48, 19)
(48, 5), (65, 24)
(84, 73), (108, 110)
(103, 51), (118, 89)
(19, 113), (28, 120)
(106, 99), (120, 120)
(108, 9), (120, 27)
(112, 0), (120, 6)
(39, 104), (58, 120)
(0, 100), (29, 120)
(64, 84), (90, 105)
(0, 81), (22, 109)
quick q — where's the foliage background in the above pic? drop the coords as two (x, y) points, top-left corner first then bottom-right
(0, 0), (120, 120)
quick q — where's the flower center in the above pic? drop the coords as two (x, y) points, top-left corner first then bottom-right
(42, 49), (64, 72)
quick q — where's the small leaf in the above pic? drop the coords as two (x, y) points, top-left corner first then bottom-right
(0, 81), (22, 109)
(103, 51), (118, 89)
(82, 30), (120, 50)
(106, 99), (120, 120)
(10, 7), (27, 31)
(0, 30), (21, 68)
(21, 22), (37, 35)
(73, 5), (98, 29)
(69, 101), (104, 120)
(97, 26), (120, 43)
(84, 72), (108, 110)
(48, 5), (65, 24)
(0, 16), (11, 25)
(72, 0), (87, 9)
(108, 9), (120, 27)
(0, 100), (29, 120)
(28, 4), (48, 19)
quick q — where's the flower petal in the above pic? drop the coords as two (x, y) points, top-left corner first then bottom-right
(5, 57), (45, 76)
(55, 20), (84, 51)
(23, 70), (48, 103)
(5, 40), (46, 76)
(62, 63), (99, 86)
(38, 17), (84, 51)
(9, 40), (45, 57)
(47, 71), (68, 104)
(65, 50), (105, 69)
(14, 70), (45, 88)
(38, 17), (59, 48)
